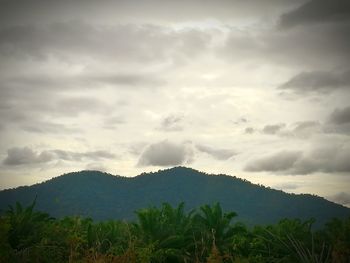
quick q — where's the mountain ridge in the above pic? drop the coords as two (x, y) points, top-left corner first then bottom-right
(0, 166), (349, 226)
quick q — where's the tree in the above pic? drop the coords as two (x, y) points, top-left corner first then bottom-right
(6, 197), (52, 250)
(135, 202), (193, 262)
(192, 203), (237, 261)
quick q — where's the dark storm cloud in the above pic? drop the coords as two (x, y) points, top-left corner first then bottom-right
(2, 147), (116, 166)
(159, 114), (184, 132)
(195, 144), (236, 160)
(245, 143), (350, 175)
(279, 0), (350, 29)
(137, 141), (194, 167)
(262, 123), (286, 135)
(279, 71), (350, 94)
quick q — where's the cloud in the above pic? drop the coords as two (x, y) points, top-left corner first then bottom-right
(324, 106), (350, 135)
(245, 143), (350, 175)
(20, 120), (81, 134)
(51, 150), (115, 161)
(233, 117), (247, 125)
(0, 77), (116, 134)
(328, 106), (350, 124)
(0, 22), (211, 134)
(196, 144), (236, 160)
(253, 121), (323, 139)
(137, 140), (194, 167)
(0, 0), (303, 26)
(279, 0), (350, 29)
(245, 127), (255, 134)
(263, 108), (350, 138)
(222, 22), (350, 69)
(56, 97), (109, 116)
(293, 121), (321, 132)
(102, 116), (126, 130)
(90, 73), (165, 88)
(0, 82), (110, 116)
(245, 151), (302, 173)
(0, 22), (211, 64)
(279, 71), (350, 94)
(274, 183), (299, 191)
(3, 147), (54, 166)
(3, 147), (116, 166)
(247, 108), (349, 140)
(159, 114), (184, 131)
(128, 142), (148, 156)
(291, 121), (322, 138)
(85, 162), (107, 172)
(328, 192), (350, 207)
(262, 123), (286, 135)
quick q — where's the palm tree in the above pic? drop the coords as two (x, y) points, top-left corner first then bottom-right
(6, 197), (52, 250)
(135, 202), (194, 262)
(192, 203), (237, 261)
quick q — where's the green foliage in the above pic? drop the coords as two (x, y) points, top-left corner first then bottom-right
(191, 203), (237, 261)
(134, 202), (193, 262)
(6, 197), (53, 249)
(0, 200), (350, 263)
(322, 217), (350, 263)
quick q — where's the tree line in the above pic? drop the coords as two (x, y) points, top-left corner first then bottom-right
(0, 199), (349, 262)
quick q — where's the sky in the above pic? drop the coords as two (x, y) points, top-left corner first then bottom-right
(0, 0), (350, 207)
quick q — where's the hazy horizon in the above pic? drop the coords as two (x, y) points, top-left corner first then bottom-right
(0, 0), (350, 207)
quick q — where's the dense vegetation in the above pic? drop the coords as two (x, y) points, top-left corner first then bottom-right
(0, 167), (349, 227)
(1, 200), (349, 263)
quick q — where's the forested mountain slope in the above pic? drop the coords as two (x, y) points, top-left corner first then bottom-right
(0, 167), (348, 226)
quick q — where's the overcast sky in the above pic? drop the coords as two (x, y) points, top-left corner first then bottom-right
(0, 0), (350, 207)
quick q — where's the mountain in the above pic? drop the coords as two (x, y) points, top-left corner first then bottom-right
(0, 167), (349, 226)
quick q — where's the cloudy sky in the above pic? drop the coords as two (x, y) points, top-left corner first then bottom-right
(1, 0), (350, 206)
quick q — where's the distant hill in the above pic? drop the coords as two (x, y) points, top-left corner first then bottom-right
(0, 167), (349, 226)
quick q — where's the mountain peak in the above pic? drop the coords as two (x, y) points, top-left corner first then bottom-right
(143, 166), (202, 175)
